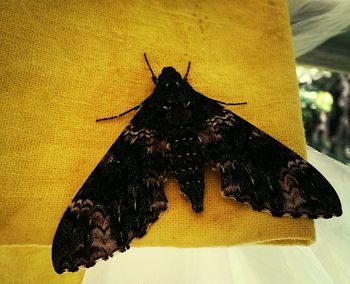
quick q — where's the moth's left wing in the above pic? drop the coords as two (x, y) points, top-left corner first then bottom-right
(198, 102), (342, 218)
(52, 123), (168, 273)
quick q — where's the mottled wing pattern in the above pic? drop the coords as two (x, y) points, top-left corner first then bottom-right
(197, 98), (342, 218)
(53, 63), (343, 274)
(52, 123), (168, 273)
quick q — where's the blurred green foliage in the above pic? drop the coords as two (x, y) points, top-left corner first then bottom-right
(297, 66), (350, 166)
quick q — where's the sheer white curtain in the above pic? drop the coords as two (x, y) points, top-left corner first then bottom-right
(288, 0), (350, 57)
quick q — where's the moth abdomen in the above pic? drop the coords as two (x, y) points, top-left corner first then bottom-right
(166, 125), (205, 213)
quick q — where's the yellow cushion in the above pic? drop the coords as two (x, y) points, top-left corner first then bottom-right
(0, 0), (313, 282)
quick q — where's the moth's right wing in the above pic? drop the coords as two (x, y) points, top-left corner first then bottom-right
(194, 92), (342, 219)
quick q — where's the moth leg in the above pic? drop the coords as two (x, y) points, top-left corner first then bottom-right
(210, 99), (247, 106)
(96, 104), (142, 122)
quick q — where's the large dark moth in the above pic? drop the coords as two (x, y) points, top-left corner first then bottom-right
(52, 54), (342, 273)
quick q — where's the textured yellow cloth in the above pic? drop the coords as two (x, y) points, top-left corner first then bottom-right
(0, 0), (313, 282)
(0, 246), (84, 284)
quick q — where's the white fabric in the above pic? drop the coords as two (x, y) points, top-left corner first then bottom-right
(83, 147), (350, 284)
(288, 0), (350, 57)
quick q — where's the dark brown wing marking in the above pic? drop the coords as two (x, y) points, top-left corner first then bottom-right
(52, 124), (168, 273)
(200, 108), (342, 219)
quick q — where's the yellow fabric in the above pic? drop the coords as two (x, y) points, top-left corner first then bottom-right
(0, 246), (84, 284)
(0, 0), (314, 282)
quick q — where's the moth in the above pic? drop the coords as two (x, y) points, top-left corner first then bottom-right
(52, 54), (342, 273)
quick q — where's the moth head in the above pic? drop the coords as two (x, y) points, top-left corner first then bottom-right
(156, 67), (191, 109)
(158, 67), (183, 87)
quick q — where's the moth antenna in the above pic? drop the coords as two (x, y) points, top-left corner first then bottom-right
(96, 104), (142, 122)
(183, 61), (191, 81)
(211, 99), (247, 106)
(144, 53), (158, 84)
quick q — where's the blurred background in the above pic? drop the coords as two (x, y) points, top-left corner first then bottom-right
(289, 0), (350, 166)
